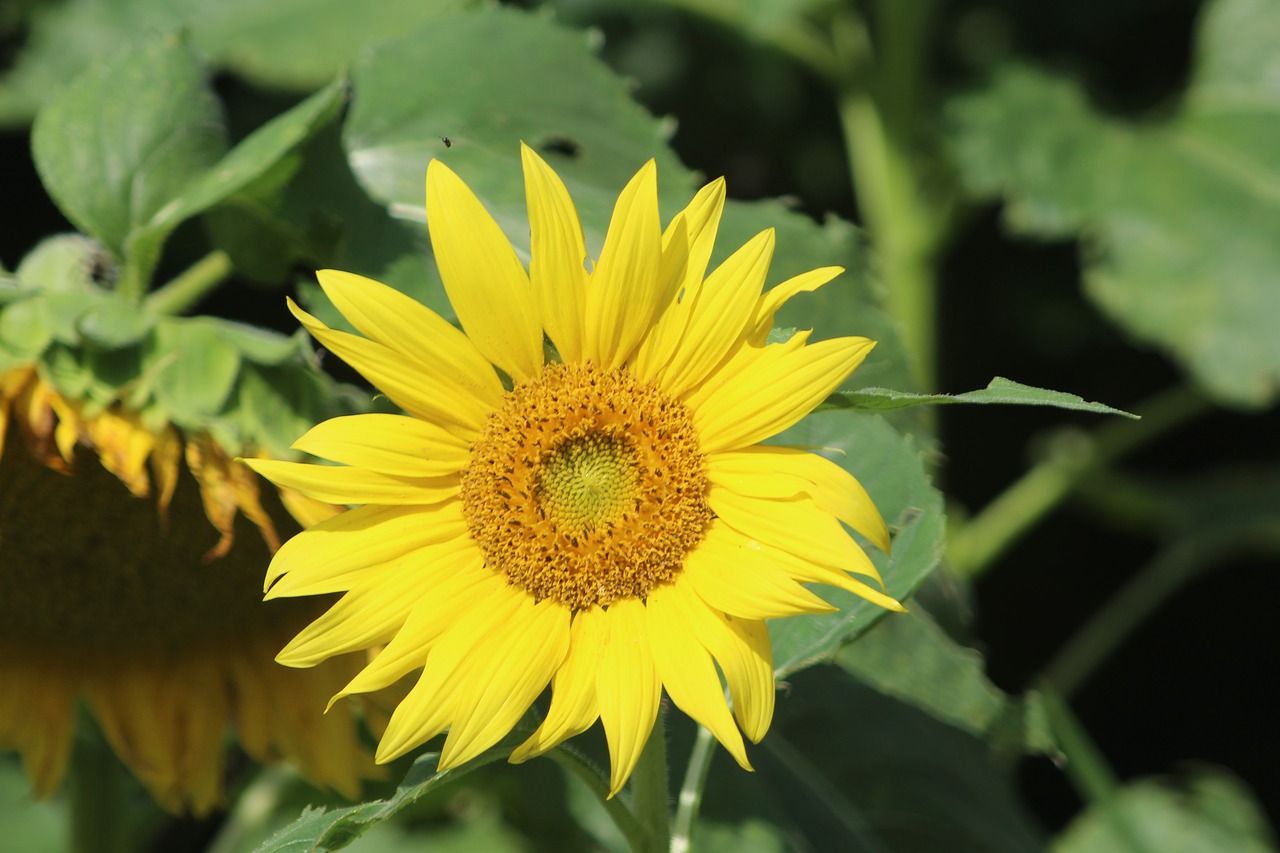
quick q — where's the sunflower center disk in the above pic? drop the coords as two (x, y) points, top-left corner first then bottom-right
(461, 362), (713, 610)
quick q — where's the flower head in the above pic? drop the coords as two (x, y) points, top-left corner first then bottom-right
(0, 366), (380, 814)
(247, 144), (901, 795)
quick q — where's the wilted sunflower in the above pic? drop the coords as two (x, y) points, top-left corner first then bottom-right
(0, 365), (380, 815)
(246, 143), (902, 795)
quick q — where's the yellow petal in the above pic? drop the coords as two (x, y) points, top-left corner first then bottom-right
(630, 178), (727, 382)
(656, 229), (775, 397)
(375, 583), (528, 763)
(747, 266), (843, 344)
(243, 458), (458, 506)
(583, 161), (662, 369)
(268, 511), (473, 601)
(707, 446), (890, 552)
(439, 597), (570, 769)
(291, 413), (471, 478)
(289, 298), (488, 437)
(426, 159), (543, 383)
(694, 336), (875, 454)
(646, 585), (751, 770)
(596, 597), (661, 796)
(684, 522), (836, 619)
(262, 502), (465, 593)
(510, 607), (605, 763)
(315, 269), (504, 406)
(522, 142), (587, 362)
(331, 567), (497, 706)
(276, 557), (459, 667)
(709, 484), (882, 585)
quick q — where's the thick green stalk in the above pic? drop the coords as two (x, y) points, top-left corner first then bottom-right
(948, 386), (1212, 578)
(1043, 543), (1206, 697)
(1040, 686), (1153, 852)
(547, 747), (651, 853)
(670, 725), (716, 853)
(630, 711), (671, 853)
(144, 250), (233, 316)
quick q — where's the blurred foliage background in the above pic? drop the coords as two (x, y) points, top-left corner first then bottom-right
(1, 0), (1277, 851)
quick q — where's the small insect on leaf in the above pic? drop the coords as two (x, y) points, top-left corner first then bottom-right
(441, 136), (452, 148)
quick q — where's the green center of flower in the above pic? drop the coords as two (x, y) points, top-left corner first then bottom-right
(537, 435), (640, 532)
(461, 362), (713, 610)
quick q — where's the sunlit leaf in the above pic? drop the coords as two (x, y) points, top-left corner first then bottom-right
(949, 0), (1280, 408)
(827, 377), (1136, 417)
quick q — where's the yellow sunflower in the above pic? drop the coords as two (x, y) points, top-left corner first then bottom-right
(0, 365), (380, 815)
(246, 143), (902, 796)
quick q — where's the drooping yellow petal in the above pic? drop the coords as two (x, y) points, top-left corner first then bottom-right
(290, 413), (471, 478)
(694, 336), (875, 454)
(375, 583), (528, 763)
(683, 522), (836, 619)
(653, 229), (775, 397)
(332, 566), (498, 706)
(438, 597), (570, 770)
(288, 298), (489, 437)
(269, 514), (474, 602)
(583, 161), (662, 368)
(697, 613), (775, 742)
(646, 585), (751, 769)
(243, 458), (458, 506)
(277, 557), (461, 667)
(709, 484), (883, 586)
(596, 597), (661, 796)
(707, 446), (890, 552)
(426, 159), (543, 382)
(510, 607), (605, 763)
(746, 266), (843, 344)
(262, 502), (465, 593)
(522, 143), (587, 362)
(315, 269), (505, 406)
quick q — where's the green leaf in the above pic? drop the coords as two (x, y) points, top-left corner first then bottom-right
(148, 316), (243, 425)
(766, 411), (945, 678)
(0, 757), (66, 853)
(827, 377), (1137, 417)
(699, 668), (1047, 852)
(76, 296), (156, 347)
(1052, 767), (1276, 853)
(343, 4), (692, 254)
(150, 77), (346, 236)
(835, 608), (1055, 757)
(949, 0), (1280, 408)
(30, 31), (226, 283)
(0, 0), (476, 125)
(254, 748), (511, 852)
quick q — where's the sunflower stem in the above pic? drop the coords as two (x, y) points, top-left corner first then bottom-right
(1043, 543), (1207, 697)
(68, 720), (138, 853)
(631, 709), (671, 853)
(948, 385), (1213, 578)
(833, 3), (944, 393)
(670, 724), (716, 853)
(1040, 684), (1154, 852)
(144, 250), (233, 316)
(547, 747), (651, 853)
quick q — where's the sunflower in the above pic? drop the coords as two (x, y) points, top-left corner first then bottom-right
(246, 143), (902, 796)
(0, 365), (380, 815)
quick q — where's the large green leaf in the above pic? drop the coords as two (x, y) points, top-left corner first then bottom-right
(0, 0), (474, 125)
(948, 0), (1280, 408)
(835, 608), (1054, 758)
(698, 668), (1047, 853)
(30, 32), (226, 278)
(1051, 767), (1276, 853)
(766, 410), (945, 678)
(342, 4), (692, 254)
